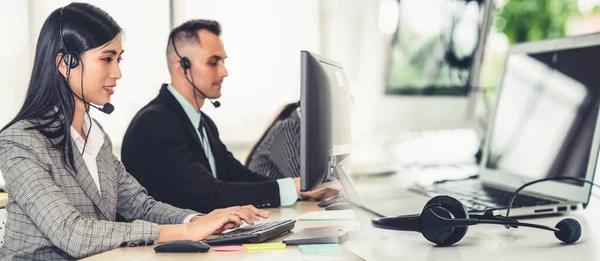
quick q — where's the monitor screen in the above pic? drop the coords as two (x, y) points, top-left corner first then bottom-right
(484, 43), (600, 185)
(300, 51), (352, 191)
(385, 0), (484, 95)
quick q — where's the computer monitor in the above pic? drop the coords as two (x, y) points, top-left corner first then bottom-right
(300, 51), (353, 192)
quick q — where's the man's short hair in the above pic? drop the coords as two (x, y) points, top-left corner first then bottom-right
(166, 19), (221, 73)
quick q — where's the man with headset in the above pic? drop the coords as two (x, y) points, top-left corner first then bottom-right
(121, 19), (338, 214)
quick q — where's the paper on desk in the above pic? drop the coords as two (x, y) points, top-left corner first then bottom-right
(296, 210), (357, 221)
(299, 244), (343, 254)
(242, 243), (286, 251)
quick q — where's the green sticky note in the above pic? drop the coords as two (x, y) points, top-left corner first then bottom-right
(298, 244), (343, 254)
(242, 243), (286, 251)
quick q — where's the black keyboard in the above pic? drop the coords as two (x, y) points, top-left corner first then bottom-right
(203, 220), (296, 245)
(410, 180), (560, 212)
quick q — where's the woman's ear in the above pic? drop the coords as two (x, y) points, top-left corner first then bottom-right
(55, 53), (68, 78)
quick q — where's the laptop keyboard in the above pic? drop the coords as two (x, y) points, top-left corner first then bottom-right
(410, 180), (560, 212)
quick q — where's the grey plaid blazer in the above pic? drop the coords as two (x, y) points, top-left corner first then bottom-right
(0, 120), (198, 260)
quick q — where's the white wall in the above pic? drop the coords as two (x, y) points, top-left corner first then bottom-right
(0, 1), (30, 127)
(175, 0), (321, 149)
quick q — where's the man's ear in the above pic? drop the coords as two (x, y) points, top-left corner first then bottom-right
(174, 59), (189, 79)
(56, 53), (68, 78)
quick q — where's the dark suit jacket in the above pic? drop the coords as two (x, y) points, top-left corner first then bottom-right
(121, 84), (282, 213)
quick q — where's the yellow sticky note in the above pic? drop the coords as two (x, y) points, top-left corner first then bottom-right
(242, 243), (286, 251)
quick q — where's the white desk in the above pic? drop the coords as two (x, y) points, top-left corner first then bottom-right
(82, 175), (600, 261)
(346, 175), (600, 261)
(82, 201), (364, 261)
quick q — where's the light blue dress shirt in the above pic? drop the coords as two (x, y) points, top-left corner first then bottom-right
(167, 85), (298, 206)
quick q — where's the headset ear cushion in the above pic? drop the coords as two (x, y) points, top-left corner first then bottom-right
(424, 196), (468, 218)
(63, 52), (79, 69)
(423, 195), (469, 246)
(180, 57), (191, 70)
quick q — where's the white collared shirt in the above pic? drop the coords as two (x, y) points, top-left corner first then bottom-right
(70, 116), (104, 195)
(71, 116), (200, 222)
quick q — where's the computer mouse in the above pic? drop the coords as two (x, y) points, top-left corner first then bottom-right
(154, 240), (210, 253)
(325, 202), (354, 211)
(318, 195), (348, 208)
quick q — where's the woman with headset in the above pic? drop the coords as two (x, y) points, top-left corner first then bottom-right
(0, 3), (264, 259)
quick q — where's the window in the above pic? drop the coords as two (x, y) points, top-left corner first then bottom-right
(385, 0), (485, 96)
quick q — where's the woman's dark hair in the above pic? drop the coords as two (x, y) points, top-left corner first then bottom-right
(245, 102), (300, 166)
(1, 3), (122, 171)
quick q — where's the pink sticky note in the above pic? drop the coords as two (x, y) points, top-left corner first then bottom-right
(212, 245), (247, 252)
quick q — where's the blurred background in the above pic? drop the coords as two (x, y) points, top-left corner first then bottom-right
(1, 0), (599, 172)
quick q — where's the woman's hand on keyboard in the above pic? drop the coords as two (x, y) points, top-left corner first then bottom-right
(188, 205), (271, 238)
(211, 205), (269, 224)
(187, 210), (246, 239)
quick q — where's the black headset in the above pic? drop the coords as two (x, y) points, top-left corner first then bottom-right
(371, 195), (582, 246)
(59, 6), (80, 77)
(443, 0), (483, 71)
(58, 5), (114, 156)
(170, 33), (221, 108)
(58, 5), (114, 115)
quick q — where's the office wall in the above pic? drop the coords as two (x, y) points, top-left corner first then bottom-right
(0, 1), (30, 127)
(174, 0), (321, 151)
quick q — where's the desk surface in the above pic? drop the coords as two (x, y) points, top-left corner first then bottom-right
(82, 201), (363, 261)
(83, 176), (600, 261)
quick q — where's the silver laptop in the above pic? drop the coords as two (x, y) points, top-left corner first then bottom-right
(348, 34), (600, 218)
(408, 33), (600, 217)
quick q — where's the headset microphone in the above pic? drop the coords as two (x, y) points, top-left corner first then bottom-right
(553, 218), (582, 244)
(190, 83), (221, 108)
(71, 92), (115, 114)
(100, 102), (115, 114)
(86, 101), (114, 114)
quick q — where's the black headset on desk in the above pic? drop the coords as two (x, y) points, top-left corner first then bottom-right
(371, 176), (600, 246)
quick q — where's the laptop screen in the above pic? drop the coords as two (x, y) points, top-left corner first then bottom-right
(484, 41), (600, 187)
